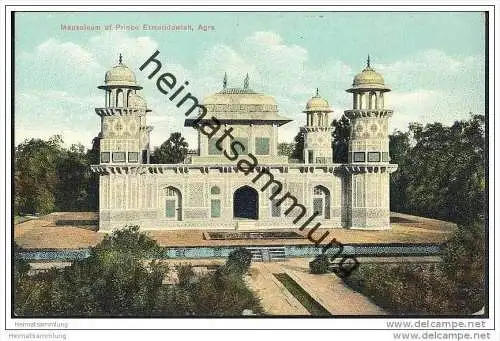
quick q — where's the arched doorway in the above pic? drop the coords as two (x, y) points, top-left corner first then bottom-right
(233, 186), (258, 220)
(313, 185), (330, 219)
(164, 186), (182, 221)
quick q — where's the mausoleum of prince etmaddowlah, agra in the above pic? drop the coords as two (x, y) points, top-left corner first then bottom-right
(90, 54), (398, 232)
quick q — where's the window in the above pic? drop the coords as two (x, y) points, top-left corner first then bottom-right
(237, 137), (249, 153)
(382, 152), (390, 162)
(353, 152), (365, 162)
(271, 199), (281, 217)
(211, 199), (221, 218)
(313, 198), (324, 215)
(112, 152), (126, 162)
(164, 186), (181, 220)
(165, 200), (176, 217)
(210, 185), (221, 218)
(128, 152), (139, 163)
(100, 152), (110, 163)
(208, 138), (222, 155)
(255, 137), (270, 155)
(313, 185), (330, 219)
(368, 152), (381, 162)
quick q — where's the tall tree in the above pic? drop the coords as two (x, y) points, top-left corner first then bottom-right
(14, 136), (62, 214)
(331, 115), (351, 163)
(390, 115), (485, 223)
(290, 129), (305, 161)
(55, 143), (93, 211)
(389, 130), (411, 213)
(151, 132), (189, 164)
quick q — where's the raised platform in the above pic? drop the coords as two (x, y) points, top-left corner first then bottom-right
(13, 212), (456, 249)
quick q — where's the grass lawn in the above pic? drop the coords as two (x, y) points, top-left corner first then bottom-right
(274, 273), (330, 316)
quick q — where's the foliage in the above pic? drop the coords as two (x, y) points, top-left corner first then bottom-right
(331, 115), (351, 163)
(389, 115), (485, 223)
(14, 135), (99, 215)
(14, 228), (262, 317)
(290, 129), (305, 161)
(14, 136), (61, 214)
(225, 248), (253, 275)
(93, 225), (163, 257)
(150, 132), (189, 164)
(309, 254), (330, 274)
(277, 142), (295, 158)
(343, 220), (485, 315)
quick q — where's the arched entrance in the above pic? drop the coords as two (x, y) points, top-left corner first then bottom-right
(313, 185), (330, 219)
(233, 186), (259, 220)
(164, 186), (182, 221)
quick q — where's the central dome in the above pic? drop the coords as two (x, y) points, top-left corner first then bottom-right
(203, 74), (278, 110)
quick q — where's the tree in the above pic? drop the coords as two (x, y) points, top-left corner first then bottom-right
(389, 115), (485, 223)
(55, 143), (93, 211)
(343, 219), (485, 315)
(277, 142), (294, 158)
(14, 226), (263, 317)
(14, 135), (101, 215)
(389, 130), (411, 213)
(15, 226), (166, 316)
(309, 254), (330, 274)
(224, 248), (252, 275)
(290, 129), (305, 161)
(331, 115), (351, 163)
(14, 136), (63, 214)
(151, 132), (188, 164)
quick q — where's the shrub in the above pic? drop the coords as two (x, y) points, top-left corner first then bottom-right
(225, 248), (252, 275)
(309, 254), (330, 274)
(343, 220), (485, 315)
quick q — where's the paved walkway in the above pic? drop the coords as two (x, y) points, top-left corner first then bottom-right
(246, 259), (385, 316)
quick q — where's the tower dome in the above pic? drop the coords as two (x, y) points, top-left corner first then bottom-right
(348, 56), (390, 92)
(98, 54), (142, 90)
(105, 64), (136, 85)
(103, 54), (137, 86)
(303, 89), (333, 113)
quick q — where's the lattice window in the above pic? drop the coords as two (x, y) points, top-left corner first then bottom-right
(208, 138), (222, 155)
(255, 137), (270, 155)
(211, 199), (221, 218)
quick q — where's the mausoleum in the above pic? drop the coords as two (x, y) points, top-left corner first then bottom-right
(91, 55), (398, 231)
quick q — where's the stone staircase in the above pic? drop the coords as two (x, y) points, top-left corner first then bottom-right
(248, 246), (286, 262)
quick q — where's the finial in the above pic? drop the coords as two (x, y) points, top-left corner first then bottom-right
(119, 53), (123, 64)
(223, 72), (227, 89)
(367, 54), (371, 68)
(316, 88), (319, 97)
(244, 73), (249, 89)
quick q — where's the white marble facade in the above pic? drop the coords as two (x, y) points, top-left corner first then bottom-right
(91, 55), (397, 232)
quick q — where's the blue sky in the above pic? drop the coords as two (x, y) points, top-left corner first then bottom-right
(14, 11), (485, 148)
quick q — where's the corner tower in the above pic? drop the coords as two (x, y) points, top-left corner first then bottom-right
(95, 54), (152, 165)
(343, 56), (397, 229)
(302, 89), (334, 163)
